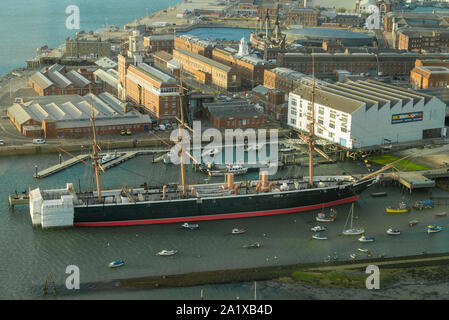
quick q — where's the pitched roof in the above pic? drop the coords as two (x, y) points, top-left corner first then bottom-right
(175, 48), (233, 72)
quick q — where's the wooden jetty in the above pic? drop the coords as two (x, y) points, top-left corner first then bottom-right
(33, 154), (91, 178)
(33, 149), (170, 178)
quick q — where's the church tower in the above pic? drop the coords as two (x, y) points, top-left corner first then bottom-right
(238, 36), (249, 56)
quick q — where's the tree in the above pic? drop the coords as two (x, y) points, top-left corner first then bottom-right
(337, 7), (346, 13)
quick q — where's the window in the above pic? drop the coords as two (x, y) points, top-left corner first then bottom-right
(290, 118), (296, 125)
(290, 106), (297, 116)
(318, 106), (324, 115)
(318, 116), (324, 125)
(329, 120), (335, 129)
(329, 111), (336, 119)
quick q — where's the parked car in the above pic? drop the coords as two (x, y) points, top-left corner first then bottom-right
(126, 129), (132, 135)
(0, 140), (4, 145)
(120, 130), (126, 136)
(32, 138), (45, 144)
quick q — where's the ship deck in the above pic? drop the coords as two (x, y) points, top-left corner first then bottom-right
(68, 176), (356, 207)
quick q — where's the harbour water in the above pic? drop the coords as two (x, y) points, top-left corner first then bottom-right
(1, 149), (449, 299)
(179, 27), (253, 41)
(0, 0), (182, 76)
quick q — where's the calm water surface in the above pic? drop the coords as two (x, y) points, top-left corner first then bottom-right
(1, 149), (448, 299)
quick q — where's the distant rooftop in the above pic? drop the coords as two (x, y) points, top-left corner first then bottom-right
(175, 48), (233, 73)
(134, 63), (178, 84)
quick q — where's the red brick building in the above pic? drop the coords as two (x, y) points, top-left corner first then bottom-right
(144, 34), (174, 54)
(203, 101), (267, 129)
(398, 29), (449, 52)
(29, 65), (101, 96)
(173, 48), (240, 91)
(7, 93), (151, 138)
(285, 8), (320, 27)
(211, 47), (275, 89)
(125, 63), (180, 123)
(174, 35), (215, 58)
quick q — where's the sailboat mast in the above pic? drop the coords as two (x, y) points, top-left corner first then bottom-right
(308, 51), (316, 187)
(178, 68), (187, 197)
(90, 94), (102, 203)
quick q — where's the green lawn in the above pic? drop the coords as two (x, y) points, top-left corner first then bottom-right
(368, 154), (429, 171)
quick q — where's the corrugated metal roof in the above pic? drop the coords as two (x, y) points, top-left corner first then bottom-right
(135, 63), (178, 84)
(30, 72), (54, 90)
(7, 94), (151, 129)
(65, 70), (91, 87)
(47, 71), (72, 88)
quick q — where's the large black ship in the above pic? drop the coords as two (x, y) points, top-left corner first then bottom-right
(29, 175), (374, 228)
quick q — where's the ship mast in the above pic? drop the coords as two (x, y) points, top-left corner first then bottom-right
(308, 51), (316, 187)
(89, 94), (102, 203)
(178, 69), (187, 197)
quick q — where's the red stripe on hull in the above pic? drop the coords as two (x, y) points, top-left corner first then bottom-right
(74, 195), (360, 227)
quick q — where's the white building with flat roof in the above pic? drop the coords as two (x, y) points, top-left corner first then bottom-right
(287, 80), (446, 148)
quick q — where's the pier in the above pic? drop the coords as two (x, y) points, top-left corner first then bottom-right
(33, 149), (170, 178)
(8, 193), (29, 210)
(33, 154), (91, 178)
(364, 167), (449, 192)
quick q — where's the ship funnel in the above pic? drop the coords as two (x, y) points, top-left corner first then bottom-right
(258, 171), (270, 192)
(224, 173), (234, 190)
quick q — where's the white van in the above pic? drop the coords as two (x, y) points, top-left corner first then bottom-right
(33, 138), (46, 144)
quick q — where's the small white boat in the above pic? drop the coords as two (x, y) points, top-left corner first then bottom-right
(99, 152), (120, 165)
(358, 235), (375, 242)
(312, 233), (328, 240)
(182, 222), (199, 230)
(243, 242), (261, 249)
(409, 219), (419, 226)
(435, 212), (447, 217)
(156, 249), (178, 256)
(350, 254), (356, 259)
(427, 225), (442, 233)
(108, 260), (125, 268)
(310, 226), (327, 232)
(343, 228), (365, 236)
(342, 204), (365, 235)
(387, 228), (401, 235)
(208, 165), (248, 176)
(232, 228), (247, 234)
(316, 209), (337, 222)
(358, 248), (369, 253)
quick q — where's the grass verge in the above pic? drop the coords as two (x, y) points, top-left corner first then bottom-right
(368, 154), (429, 171)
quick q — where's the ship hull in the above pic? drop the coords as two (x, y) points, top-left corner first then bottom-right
(73, 179), (373, 227)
